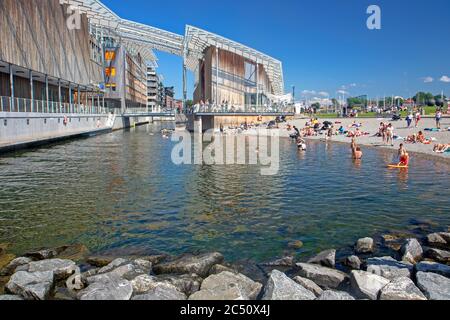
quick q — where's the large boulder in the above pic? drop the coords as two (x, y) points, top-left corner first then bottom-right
(416, 272), (450, 300)
(355, 237), (374, 254)
(131, 274), (158, 295)
(401, 239), (423, 264)
(132, 282), (186, 300)
(343, 256), (361, 270)
(92, 258), (151, 281)
(296, 263), (348, 289)
(0, 295), (24, 300)
(317, 290), (355, 300)
(261, 256), (295, 268)
(426, 248), (450, 264)
(26, 259), (78, 280)
(189, 271), (262, 300)
(209, 264), (236, 275)
(6, 271), (54, 300)
(349, 270), (390, 300)
(379, 277), (426, 300)
(86, 256), (116, 267)
(366, 256), (413, 280)
(153, 252), (224, 277)
(97, 258), (129, 274)
(293, 276), (323, 297)
(156, 274), (203, 297)
(78, 273), (133, 300)
(24, 249), (58, 261)
(0, 257), (33, 276)
(307, 249), (336, 268)
(262, 270), (315, 300)
(426, 233), (450, 250)
(415, 261), (450, 277)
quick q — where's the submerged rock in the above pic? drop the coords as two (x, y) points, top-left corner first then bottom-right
(153, 252), (224, 277)
(209, 264), (236, 275)
(379, 277), (426, 300)
(24, 249), (58, 261)
(86, 256), (116, 268)
(6, 271), (54, 300)
(132, 282), (186, 300)
(293, 276), (323, 297)
(262, 270), (315, 300)
(426, 248), (450, 264)
(287, 240), (304, 249)
(350, 270), (390, 300)
(416, 272), (450, 300)
(307, 249), (336, 268)
(55, 244), (89, 262)
(355, 237), (374, 254)
(343, 256), (361, 270)
(78, 274), (133, 300)
(0, 254), (16, 271)
(296, 263), (348, 289)
(0, 257), (33, 276)
(415, 261), (450, 277)
(189, 271), (262, 300)
(366, 256), (413, 280)
(401, 239), (423, 264)
(317, 290), (355, 300)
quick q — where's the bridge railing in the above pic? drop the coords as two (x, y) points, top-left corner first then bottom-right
(123, 107), (176, 116)
(186, 104), (295, 114)
(0, 96), (107, 114)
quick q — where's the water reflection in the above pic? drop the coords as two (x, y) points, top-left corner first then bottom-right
(0, 126), (449, 262)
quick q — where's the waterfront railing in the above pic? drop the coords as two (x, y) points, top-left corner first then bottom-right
(185, 104), (295, 114)
(0, 96), (107, 114)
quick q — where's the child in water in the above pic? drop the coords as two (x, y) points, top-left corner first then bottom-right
(351, 138), (363, 159)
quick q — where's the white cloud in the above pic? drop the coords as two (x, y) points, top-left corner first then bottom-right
(301, 90), (316, 96)
(337, 90), (349, 95)
(423, 76), (434, 83)
(349, 83), (357, 87)
(318, 91), (329, 97)
(440, 76), (450, 83)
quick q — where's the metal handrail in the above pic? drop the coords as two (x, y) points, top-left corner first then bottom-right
(0, 96), (107, 114)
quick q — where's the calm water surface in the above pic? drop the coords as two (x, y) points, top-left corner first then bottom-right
(0, 125), (449, 262)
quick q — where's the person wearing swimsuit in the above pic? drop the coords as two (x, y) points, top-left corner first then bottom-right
(351, 138), (363, 159)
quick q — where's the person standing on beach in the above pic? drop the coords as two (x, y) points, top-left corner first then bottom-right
(415, 111), (421, 128)
(406, 113), (413, 128)
(435, 109), (442, 129)
(386, 123), (394, 146)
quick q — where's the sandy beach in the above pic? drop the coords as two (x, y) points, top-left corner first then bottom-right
(285, 116), (450, 163)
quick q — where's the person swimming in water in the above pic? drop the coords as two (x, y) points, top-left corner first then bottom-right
(397, 144), (409, 166)
(296, 136), (306, 151)
(351, 138), (363, 159)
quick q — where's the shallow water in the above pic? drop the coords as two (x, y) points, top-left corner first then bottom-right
(0, 125), (449, 262)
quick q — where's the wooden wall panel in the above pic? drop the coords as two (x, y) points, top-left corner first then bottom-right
(0, 0), (103, 86)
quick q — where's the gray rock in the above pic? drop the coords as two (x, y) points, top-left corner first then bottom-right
(0, 257), (33, 276)
(79, 274), (133, 300)
(27, 259), (78, 280)
(66, 273), (84, 291)
(350, 270), (390, 300)
(262, 270), (315, 300)
(132, 282), (186, 300)
(401, 239), (423, 264)
(6, 271), (54, 300)
(261, 256), (295, 267)
(415, 261), (450, 277)
(427, 232), (450, 250)
(153, 252), (224, 277)
(210, 264), (235, 275)
(131, 274), (158, 295)
(189, 271), (262, 300)
(293, 276), (323, 297)
(0, 295), (24, 300)
(156, 274), (203, 297)
(366, 256), (413, 280)
(379, 277), (426, 300)
(426, 248), (450, 264)
(307, 249), (336, 268)
(355, 237), (374, 254)
(97, 258), (129, 274)
(296, 263), (348, 289)
(416, 272), (450, 300)
(317, 290), (355, 300)
(344, 255), (361, 270)
(86, 256), (116, 267)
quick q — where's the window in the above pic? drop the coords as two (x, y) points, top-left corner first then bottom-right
(105, 51), (116, 61)
(244, 61), (256, 84)
(105, 67), (116, 77)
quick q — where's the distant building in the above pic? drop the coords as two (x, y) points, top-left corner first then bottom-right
(164, 87), (175, 109)
(146, 66), (158, 110)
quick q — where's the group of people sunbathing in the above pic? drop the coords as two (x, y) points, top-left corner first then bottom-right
(405, 131), (430, 144)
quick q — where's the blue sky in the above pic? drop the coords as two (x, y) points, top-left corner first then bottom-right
(103, 0), (450, 100)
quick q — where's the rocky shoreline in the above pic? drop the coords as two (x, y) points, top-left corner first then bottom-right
(1, 225), (450, 300)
